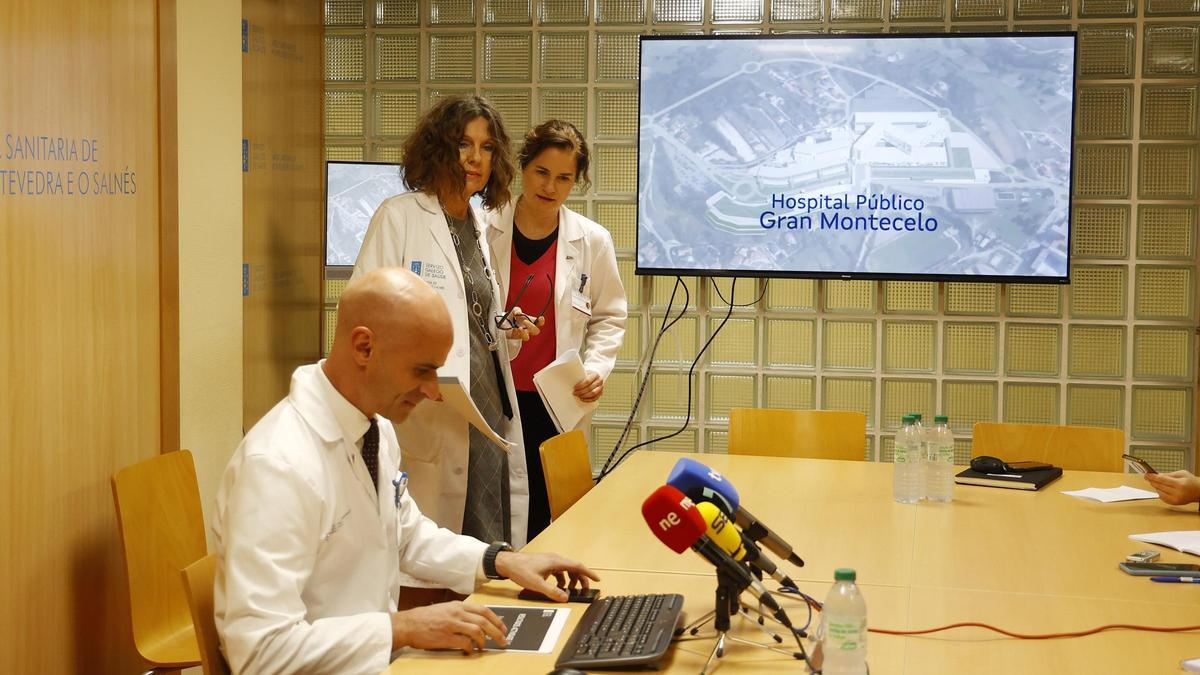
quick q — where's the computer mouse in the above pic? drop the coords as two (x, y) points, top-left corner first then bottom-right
(547, 669), (586, 675)
(970, 455), (1007, 473)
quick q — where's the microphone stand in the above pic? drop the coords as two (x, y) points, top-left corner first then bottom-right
(681, 567), (792, 645)
(681, 593), (787, 645)
(690, 568), (809, 675)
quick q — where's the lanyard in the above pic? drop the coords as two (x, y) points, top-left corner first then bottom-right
(445, 211), (499, 352)
(443, 210), (515, 420)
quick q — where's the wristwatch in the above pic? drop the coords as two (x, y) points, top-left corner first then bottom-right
(483, 541), (512, 580)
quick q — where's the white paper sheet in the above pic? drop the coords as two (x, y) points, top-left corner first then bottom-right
(531, 348), (599, 434)
(1129, 530), (1200, 557)
(437, 375), (515, 451)
(1061, 485), (1160, 503)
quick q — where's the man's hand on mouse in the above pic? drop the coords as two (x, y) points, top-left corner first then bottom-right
(495, 551), (600, 602)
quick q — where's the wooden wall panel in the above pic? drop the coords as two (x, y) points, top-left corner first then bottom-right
(0, 0), (161, 671)
(242, 0), (323, 427)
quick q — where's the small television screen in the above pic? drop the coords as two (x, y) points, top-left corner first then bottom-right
(636, 33), (1077, 282)
(325, 161), (404, 266)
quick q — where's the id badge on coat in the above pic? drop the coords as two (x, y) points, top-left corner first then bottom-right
(571, 290), (592, 317)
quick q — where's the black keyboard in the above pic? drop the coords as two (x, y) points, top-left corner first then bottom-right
(555, 593), (684, 670)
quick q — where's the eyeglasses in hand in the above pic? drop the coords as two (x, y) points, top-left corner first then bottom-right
(495, 273), (553, 331)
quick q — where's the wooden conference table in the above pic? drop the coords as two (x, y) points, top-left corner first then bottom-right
(388, 451), (1200, 673)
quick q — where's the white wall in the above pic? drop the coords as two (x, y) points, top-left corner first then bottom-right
(176, 0), (244, 544)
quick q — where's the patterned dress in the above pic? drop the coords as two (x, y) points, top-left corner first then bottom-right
(445, 211), (512, 543)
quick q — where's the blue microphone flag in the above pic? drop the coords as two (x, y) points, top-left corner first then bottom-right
(665, 457), (740, 515)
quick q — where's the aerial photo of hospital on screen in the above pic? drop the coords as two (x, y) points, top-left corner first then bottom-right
(636, 34), (1076, 279)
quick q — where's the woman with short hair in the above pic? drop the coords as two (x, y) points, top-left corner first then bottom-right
(485, 119), (627, 540)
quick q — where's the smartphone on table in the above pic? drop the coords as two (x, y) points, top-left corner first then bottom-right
(1122, 454), (1158, 475)
(1004, 461), (1053, 472)
(1118, 562), (1200, 577)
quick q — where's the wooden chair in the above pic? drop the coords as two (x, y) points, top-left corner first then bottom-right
(539, 429), (595, 520)
(111, 450), (205, 671)
(971, 422), (1124, 473)
(182, 554), (230, 675)
(728, 408), (868, 461)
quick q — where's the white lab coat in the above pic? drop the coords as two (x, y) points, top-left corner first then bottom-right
(352, 191), (529, 549)
(485, 199), (628, 426)
(212, 363), (488, 675)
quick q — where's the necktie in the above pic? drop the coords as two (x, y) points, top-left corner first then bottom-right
(361, 418), (379, 492)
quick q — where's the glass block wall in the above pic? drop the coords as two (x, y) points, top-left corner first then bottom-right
(324, 0), (1199, 473)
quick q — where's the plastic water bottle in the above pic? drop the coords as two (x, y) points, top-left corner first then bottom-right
(892, 415), (920, 504)
(911, 413), (927, 500)
(821, 568), (868, 675)
(927, 415), (955, 503)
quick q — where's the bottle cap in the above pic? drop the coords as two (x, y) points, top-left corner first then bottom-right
(912, 413), (923, 421)
(934, 415), (948, 423)
(901, 414), (913, 424)
(834, 568), (856, 582)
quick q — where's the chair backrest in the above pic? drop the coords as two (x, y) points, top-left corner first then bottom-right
(539, 429), (595, 521)
(728, 408), (867, 461)
(182, 554), (230, 675)
(971, 422), (1125, 472)
(111, 449), (205, 666)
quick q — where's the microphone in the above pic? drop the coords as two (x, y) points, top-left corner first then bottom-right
(640, 483), (707, 553)
(695, 501), (797, 589)
(642, 485), (792, 629)
(666, 457), (805, 568)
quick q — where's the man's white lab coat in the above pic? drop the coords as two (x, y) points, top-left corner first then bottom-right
(213, 363), (488, 675)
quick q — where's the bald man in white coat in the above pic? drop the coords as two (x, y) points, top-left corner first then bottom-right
(212, 268), (596, 675)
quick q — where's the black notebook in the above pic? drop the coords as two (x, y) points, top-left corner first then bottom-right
(954, 466), (1063, 491)
(482, 605), (570, 653)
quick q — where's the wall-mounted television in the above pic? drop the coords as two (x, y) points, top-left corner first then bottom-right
(325, 161), (404, 266)
(636, 33), (1077, 283)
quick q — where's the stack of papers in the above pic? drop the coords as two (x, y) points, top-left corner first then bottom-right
(532, 349), (599, 434)
(1061, 486), (1159, 503)
(1129, 531), (1200, 557)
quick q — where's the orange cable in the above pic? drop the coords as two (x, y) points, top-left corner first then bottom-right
(778, 590), (1200, 639)
(868, 622), (1200, 640)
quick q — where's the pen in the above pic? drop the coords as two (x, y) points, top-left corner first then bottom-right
(1150, 576), (1200, 583)
(579, 274), (588, 292)
(986, 473), (1022, 478)
(392, 471), (408, 507)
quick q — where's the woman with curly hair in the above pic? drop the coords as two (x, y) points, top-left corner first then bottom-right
(353, 96), (540, 562)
